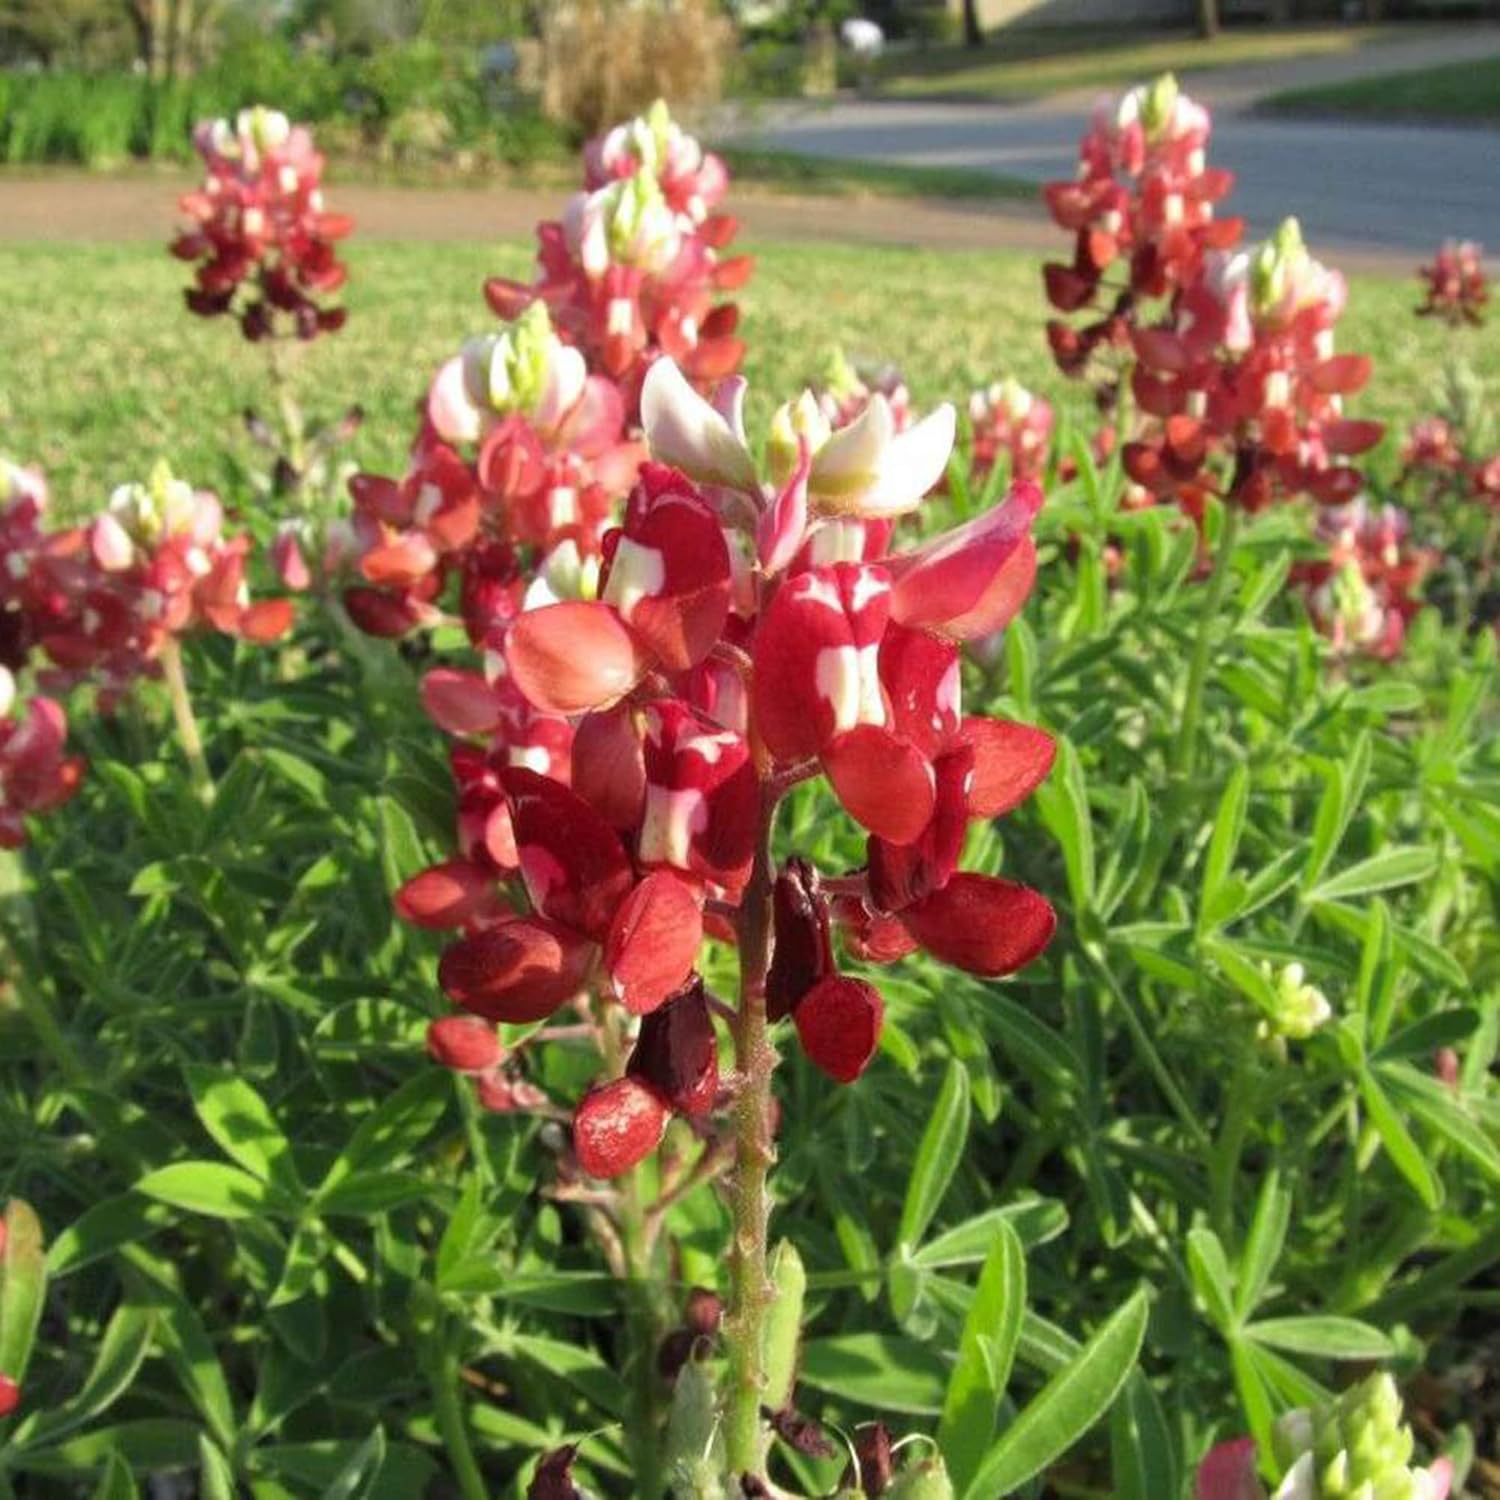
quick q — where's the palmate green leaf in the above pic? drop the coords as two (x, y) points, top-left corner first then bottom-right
(318, 1425), (387, 1500)
(1235, 1169), (1291, 1321)
(938, 1219), (1025, 1494)
(899, 1060), (971, 1252)
(136, 1161), (291, 1220)
(911, 1200), (1069, 1268)
(316, 1170), (432, 1218)
(13, 1421), (201, 1477)
(1230, 1338), (1279, 1452)
(90, 1453), (138, 1500)
(319, 1071), (451, 1194)
(182, 1064), (303, 1197)
(1110, 1370), (1179, 1500)
(1303, 733), (1369, 892)
(961, 1288), (1148, 1499)
(1187, 1228), (1237, 1332)
(14, 1301), (156, 1450)
(1034, 736), (1095, 912)
(197, 1437), (238, 1500)
(0, 1198), (47, 1388)
(256, 1440), (439, 1500)
(1199, 762), (1249, 931)
(1244, 1316), (1394, 1360)
(129, 1262), (237, 1450)
(1379, 1062), (1500, 1181)
(1376, 1009), (1482, 1062)
(1305, 846), (1439, 906)
(799, 1333), (949, 1416)
(1359, 1069), (1442, 1209)
(46, 1195), (175, 1279)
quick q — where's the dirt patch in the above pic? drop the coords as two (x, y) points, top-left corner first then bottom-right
(0, 171), (1417, 272)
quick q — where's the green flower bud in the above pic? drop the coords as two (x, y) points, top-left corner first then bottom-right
(760, 1239), (806, 1414)
(1260, 961), (1333, 1043)
(1273, 1375), (1435, 1500)
(1251, 217), (1309, 320)
(1141, 72), (1180, 139)
(766, 391), (832, 487)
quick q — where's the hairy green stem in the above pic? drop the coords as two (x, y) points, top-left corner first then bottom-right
(723, 783), (780, 1480)
(1170, 504), (1242, 781)
(267, 335), (309, 480)
(428, 1335), (489, 1500)
(1211, 1046), (1258, 1241)
(159, 638), (213, 801)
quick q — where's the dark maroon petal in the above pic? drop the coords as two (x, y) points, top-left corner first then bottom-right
(627, 977), (719, 1116)
(766, 858), (834, 1023)
(502, 767), (635, 941)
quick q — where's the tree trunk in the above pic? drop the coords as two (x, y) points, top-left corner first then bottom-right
(1197, 0), (1220, 40)
(962, 0), (983, 49)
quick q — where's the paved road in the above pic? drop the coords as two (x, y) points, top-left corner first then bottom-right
(719, 94), (1500, 259)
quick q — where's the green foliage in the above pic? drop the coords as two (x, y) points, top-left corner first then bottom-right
(0, 38), (565, 168)
(0, 234), (1496, 1498)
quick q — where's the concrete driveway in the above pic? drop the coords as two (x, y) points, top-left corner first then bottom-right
(720, 97), (1499, 257)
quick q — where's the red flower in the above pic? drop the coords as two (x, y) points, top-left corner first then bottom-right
(172, 107), (351, 343)
(1416, 239), (1488, 327)
(0, 692), (84, 848)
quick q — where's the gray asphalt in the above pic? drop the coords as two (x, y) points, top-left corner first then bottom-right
(720, 97), (1500, 258)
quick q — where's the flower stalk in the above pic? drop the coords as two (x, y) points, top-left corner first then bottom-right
(1170, 501), (1242, 782)
(159, 637), (214, 801)
(723, 782), (781, 1479)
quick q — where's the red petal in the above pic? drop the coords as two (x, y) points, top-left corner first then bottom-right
(963, 718), (1056, 816)
(237, 598), (295, 642)
(794, 976), (884, 1084)
(602, 485), (731, 673)
(571, 705), (647, 830)
(750, 562), (891, 762)
(421, 668), (501, 736)
(901, 874), (1055, 976)
(426, 1015), (503, 1074)
(1195, 1439), (1265, 1500)
(395, 859), (505, 930)
(438, 917), (593, 1023)
(506, 601), (645, 715)
(573, 1076), (669, 1179)
(503, 767), (635, 940)
(1309, 354), (1372, 395)
(887, 482), (1042, 641)
(604, 872), (704, 1015)
(1321, 419), (1385, 456)
(823, 725), (935, 845)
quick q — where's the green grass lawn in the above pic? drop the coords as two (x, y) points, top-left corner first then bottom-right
(1, 240), (1492, 516)
(869, 23), (1414, 101)
(1264, 54), (1500, 122)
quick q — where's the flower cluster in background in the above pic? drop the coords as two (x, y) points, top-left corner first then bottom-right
(171, 106), (352, 342)
(1416, 238), (1489, 327)
(485, 99), (751, 419)
(0, 455), (295, 839)
(1043, 73), (1241, 390)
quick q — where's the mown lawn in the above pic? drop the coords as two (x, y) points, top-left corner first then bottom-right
(1264, 54), (1500, 121)
(1, 239), (1492, 515)
(868, 23), (1416, 100)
